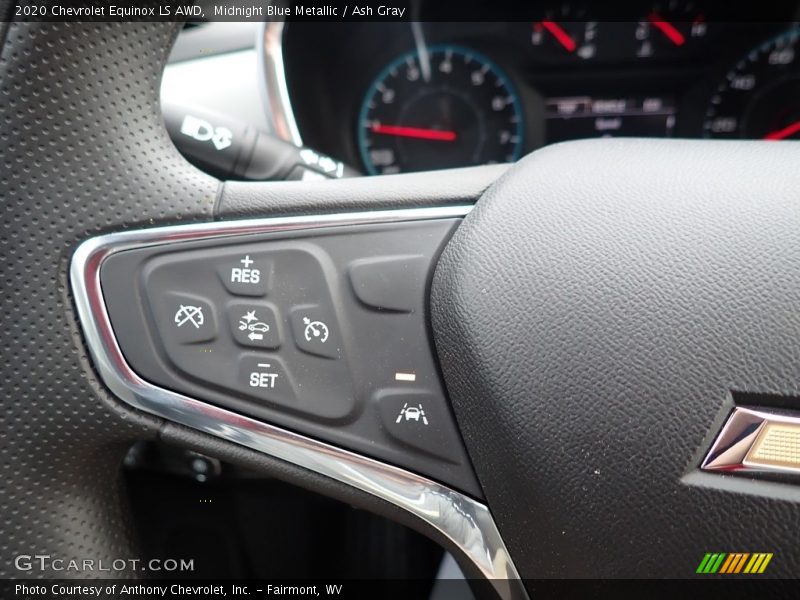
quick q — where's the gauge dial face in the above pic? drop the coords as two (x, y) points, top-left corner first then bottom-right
(635, 1), (708, 59)
(704, 28), (800, 139)
(531, 12), (599, 61)
(357, 45), (524, 175)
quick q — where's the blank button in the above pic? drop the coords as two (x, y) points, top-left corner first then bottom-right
(348, 255), (427, 313)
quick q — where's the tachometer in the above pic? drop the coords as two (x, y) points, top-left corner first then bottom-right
(357, 45), (524, 175)
(634, 1), (709, 59)
(703, 28), (800, 139)
(531, 7), (599, 61)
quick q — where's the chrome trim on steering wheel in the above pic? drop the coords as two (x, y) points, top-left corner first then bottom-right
(70, 206), (527, 600)
(703, 406), (800, 475)
(259, 21), (303, 146)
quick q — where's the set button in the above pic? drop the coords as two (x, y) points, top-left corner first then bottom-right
(237, 354), (296, 407)
(227, 301), (280, 349)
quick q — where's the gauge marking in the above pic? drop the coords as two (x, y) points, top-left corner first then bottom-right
(704, 27), (800, 140)
(541, 20), (577, 53)
(648, 13), (686, 46)
(763, 120), (800, 140)
(370, 124), (457, 142)
(357, 45), (524, 175)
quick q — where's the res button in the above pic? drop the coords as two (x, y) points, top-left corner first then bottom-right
(217, 253), (272, 296)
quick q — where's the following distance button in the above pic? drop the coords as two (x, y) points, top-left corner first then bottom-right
(227, 301), (281, 349)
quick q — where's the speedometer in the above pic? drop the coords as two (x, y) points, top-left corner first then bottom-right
(357, 45), (524, 175)
(703, 28), (800, 140)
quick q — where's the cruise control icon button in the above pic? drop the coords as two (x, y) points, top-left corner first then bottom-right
(218, 254), (272, 296)
(302, 317), (329, 343)
(159, 292), (216, 344)
(174, 304), (205, 329)
(227, 302), (281, 349)
(290, 305), (341, 359)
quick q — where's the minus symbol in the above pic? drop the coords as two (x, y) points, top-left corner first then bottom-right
(395, 372), (416, 382)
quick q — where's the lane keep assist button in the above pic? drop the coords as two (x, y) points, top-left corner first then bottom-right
(375, 389), (462, 464)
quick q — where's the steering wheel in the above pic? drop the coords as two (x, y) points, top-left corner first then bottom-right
(3, 18), (800, 597)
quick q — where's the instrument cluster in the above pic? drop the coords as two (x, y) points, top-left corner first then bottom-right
(280, 3), (800, 174)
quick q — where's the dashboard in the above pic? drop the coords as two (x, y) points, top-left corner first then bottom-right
(279, 10), (800, 175)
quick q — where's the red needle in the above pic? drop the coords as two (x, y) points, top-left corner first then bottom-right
(370, 124), (457, 142)
(649, 14), (686, 46)
(764, 120), (800, 141)
(540, 20), (577, 53)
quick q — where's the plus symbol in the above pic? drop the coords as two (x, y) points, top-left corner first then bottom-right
(240, 255), (254, 268)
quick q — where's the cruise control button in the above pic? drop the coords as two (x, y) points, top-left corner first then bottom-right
(157, 292), (217, 344)
(227, 301), (281, 349)
(237, 354), (296, 407)
(289, 305), (341, 359)
(376, 389), (461, 464)
(348, 255), (427, 313)
(217, 253), (272, 296)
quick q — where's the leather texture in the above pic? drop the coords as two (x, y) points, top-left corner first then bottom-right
(432, 138), (800, 579)
(0, 20), (220, 577)
(217, 164), (508, 218)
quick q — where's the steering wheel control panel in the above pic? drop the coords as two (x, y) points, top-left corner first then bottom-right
(100, 218), (481, 497)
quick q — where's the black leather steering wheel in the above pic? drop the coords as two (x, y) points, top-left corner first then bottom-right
(3, 16), (800, 597)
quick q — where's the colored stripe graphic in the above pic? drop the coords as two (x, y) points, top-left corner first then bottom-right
(698, 552), (773, 574)
(734, 553), (749, 573)
(719, 554), (736, 574)
(696, 553), (712, 574)
(698, 553), (727, 574)
(758, 553), (773, 573)
(728, 553), (748, 573)
(744, 554), (760, 573)
(711, 553), (726, 573)
(702, 553), (720, 573)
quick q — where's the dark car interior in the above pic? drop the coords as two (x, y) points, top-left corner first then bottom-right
(3, 1), (800, 598)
